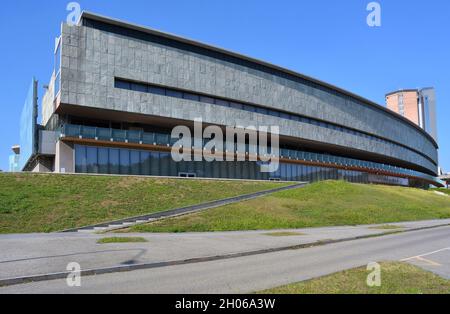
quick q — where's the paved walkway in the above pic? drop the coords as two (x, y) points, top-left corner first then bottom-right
(1, 219), (449, 282)
(2, 224), (450, 294)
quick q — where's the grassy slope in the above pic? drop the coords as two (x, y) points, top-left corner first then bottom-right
(433, 188), (450, 195)
(130, 180), (450, 233)
(0, 173), (286, 233)
(259, 262), (450, 294)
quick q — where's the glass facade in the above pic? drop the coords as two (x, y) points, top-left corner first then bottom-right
(54, 38), (61, 99)
(74, 144), (411, 186)
(19, 79), (38, 171)
(9, 154), (20, 173)
(62, 124), (438, 185)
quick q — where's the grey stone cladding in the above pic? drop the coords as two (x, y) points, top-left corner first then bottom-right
(58, 23), (438, 175)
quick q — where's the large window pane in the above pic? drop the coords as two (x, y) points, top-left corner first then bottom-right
(120, 149), (130, 175)
(131, 83), (147, 93)
(166, 90), (183, 98)
(86, 146), (98, 173)
(130, 150), (140, 175)
(109, 148), (120, 174)
(150, 152), (160, 176)
(160, 152), (171, 176)
(98, 147), (109, 174)
(200, 96), (215, 104)
(141, 151), (151, 175)
(183, 93), (200, 102)
(75, 145), (87, 173)
(148, 86), (166, 96)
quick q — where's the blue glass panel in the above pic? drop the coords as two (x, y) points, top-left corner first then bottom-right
(148, 86), (166, 96)
(130, 150), (141, 175)
(120, 149), (130, 175)
(75, 145), (87, 173)
(141, 151), (151, 175)
(98, 147), (109, 173)
(19, 79), (38, 171)
(109, 148), (120, 174)
(86, 146), (98, 173)
(184, 93), (200, 102)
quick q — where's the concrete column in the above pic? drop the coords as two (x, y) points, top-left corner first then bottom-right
(55, 140), (74, 173)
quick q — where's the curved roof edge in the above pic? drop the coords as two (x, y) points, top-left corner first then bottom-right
(78, 11), (438, 149)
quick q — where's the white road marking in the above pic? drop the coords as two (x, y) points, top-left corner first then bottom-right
(412, 256), (442, 266)
(400, 247), (450, 263)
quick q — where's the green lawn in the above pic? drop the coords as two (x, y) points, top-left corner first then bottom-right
(433, 188), (450, 196)
(129, 180), (450, 233)
(0, 173), (287, 234)
(258, 262), (450, 294)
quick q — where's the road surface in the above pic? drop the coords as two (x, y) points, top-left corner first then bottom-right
(1, 225), (449, 294)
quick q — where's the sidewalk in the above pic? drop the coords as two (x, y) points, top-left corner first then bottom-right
(1, 219), (450, 281)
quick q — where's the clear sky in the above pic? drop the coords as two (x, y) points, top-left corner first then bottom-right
(0, 0), (448, 172)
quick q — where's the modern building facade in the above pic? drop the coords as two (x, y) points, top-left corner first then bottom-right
(386, 88), (438, 141)
(15, 12), (443, 188)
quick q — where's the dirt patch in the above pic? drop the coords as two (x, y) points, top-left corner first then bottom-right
(112, 177), (147, 189)
(100, 200), (121, 207)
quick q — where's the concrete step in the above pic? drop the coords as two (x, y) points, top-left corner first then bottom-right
(77, 229), (96, 234)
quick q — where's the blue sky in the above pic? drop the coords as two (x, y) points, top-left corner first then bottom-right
(0, 0), (448, 172)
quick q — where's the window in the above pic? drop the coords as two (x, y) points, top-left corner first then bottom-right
(120, 149), (130, 175)
(179, 172), (197, 178)
(148, 86), (166, 96)
(166, 90), (183, 98)
(256, 107), (268, 115)
(268, 110), (280, 117)
(54, 38), (61, 97)
(184, 93), (200, 102)
(242, 104), (256, 112)
(109, 149), (120, 174)
(230, 102), (243, 110)
(215, 99), (230, 107)
(130, 150), (141, 175)
(131, 83), (148, 93)
(291, 115), (300, 122)
(280, 113), (290, 119)
(115, 80), (131, 90)
(200, 96), (215, 104)
(86, 146), (98, 173)
(75, 145), (87, 173)
(141, 151), (151, 175)
(98, 148), (109, 173)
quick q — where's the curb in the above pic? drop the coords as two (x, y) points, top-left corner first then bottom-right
(1, 222), (449, 288)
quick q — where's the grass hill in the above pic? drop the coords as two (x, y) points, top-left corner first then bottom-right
(130, 180), (450, 233)
(0, 173), (285, 233)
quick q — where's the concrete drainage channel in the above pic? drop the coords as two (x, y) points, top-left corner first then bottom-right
(61, 182), (308, 233)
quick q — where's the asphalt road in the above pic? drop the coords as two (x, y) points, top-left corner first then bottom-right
(1, 225), (449, 294)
